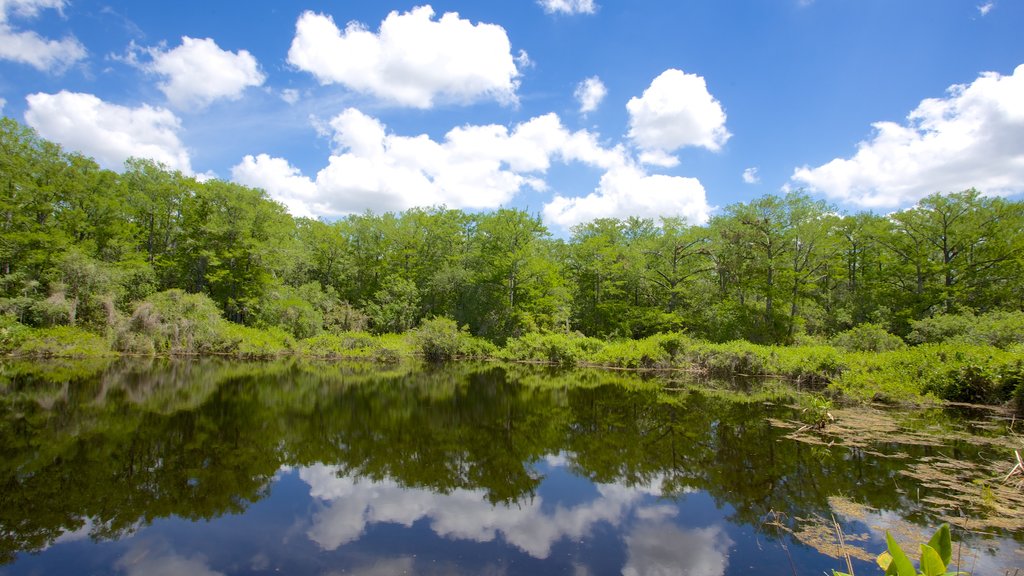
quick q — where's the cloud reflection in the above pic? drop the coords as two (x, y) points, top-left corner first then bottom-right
(300, 463), (666, 559)
(622, 523), (733, 576)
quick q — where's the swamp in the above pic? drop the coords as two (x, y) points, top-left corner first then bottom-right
(1, 358), (1021, 575)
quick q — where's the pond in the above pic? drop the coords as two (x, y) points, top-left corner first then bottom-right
(0, 358), (1021, 575)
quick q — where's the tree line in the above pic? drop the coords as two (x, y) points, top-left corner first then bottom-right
(3, 116), (1023, 344)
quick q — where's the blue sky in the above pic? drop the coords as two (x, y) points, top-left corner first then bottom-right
(1, 0), (1022, 232)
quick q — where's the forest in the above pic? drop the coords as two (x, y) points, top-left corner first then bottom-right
(3, 115), (1024, 350)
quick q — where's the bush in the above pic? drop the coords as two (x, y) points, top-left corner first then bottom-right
(590, 337), (670, 369)
(500, 332), (605, 365)
(218, 323), (293, 358)
(114, 289), (228, 354)
(411, 317), (492, 362)
(831, 323), (906, 352)
(8, 325), (111, 357)
(0, 314), (30, 353)
(255, 285), (323, 339)
(907, 311), (1024, 348)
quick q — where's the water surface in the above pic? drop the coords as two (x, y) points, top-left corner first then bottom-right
(0, 359), (1020, 575)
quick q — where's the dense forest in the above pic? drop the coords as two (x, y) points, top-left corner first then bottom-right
(3, 116), (1024, 345)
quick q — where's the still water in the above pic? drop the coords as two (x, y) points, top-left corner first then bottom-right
(0, 359), (1021, 575)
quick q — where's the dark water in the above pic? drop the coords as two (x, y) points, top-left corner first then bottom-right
(0, 359), (1020, 575)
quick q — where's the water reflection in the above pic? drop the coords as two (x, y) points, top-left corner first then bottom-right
(0, 358), (1021, 574)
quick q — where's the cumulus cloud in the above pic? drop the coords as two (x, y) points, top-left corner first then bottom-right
(300, 464), (665, 559)
(287, 6), (521, 108)
(977, 2), (994, 16)
(135, 36), (265, 109)
(538, 0), (597, 15)
(742, 167), (760, 184)
(0, 0), (86, 72)
(232, 108), (628, 218)
(25, 91), (192, 173)
(543, 165), (711, 229)
(622, 523), (733, 576)
(791, 63), (1024, 208)
(232, 154), (320, 218)
(627, 69), (730, 160)
(575, 76), (607, 114)
(0, 97), (5, 114)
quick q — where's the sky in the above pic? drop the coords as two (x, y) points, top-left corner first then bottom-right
(1, 0), (1022, 233)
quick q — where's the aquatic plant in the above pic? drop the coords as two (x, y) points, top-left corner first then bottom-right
(833, 524), (965, 576)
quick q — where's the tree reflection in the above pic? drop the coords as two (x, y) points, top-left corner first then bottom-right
(0, 358), (1015, 564)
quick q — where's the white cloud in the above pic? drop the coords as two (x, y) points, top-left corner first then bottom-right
(232, 154), (319, 218)
(791, 63), (1024, 208)
(116, 543), (223, 576)
(978, 2), (994, 16)
(0, 97), (5, 114)
(280, 88), (300, 104)
(742, 167), (760, 184)
(300, 463), (665, 559)
(0, 0), (86, 72)
(232, 108), (628, 218)
(287, 6), (521, 108)
(575, 76), (607, 114)
(622, 523), (733, 576)
(25, 91), (192, 173)
(538, 0), (597, 15)
(638, 150), (680, 168)
(142, 36), (265, 109)
(543, 165), (711, 229)
(627, 69), (730, 154)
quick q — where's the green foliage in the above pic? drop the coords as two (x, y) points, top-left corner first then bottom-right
(0, 314), (30, 352)
(114, 289), (228, 355)
(831, 323), (907, 352)
(296, 331), (411, 361)
(500, 332), (605, 365)
(255, 284), (324, 339)
(411, 316), (494, 362)
(218, 323), (293, 358)
(829, 343), (1022, 404)
(836, 524), (959, 576)
(5, 325), (111, 357)
(909, 311), (1024, 348)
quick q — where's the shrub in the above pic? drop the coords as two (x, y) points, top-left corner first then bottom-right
(500, 332), (605, 365)
(114, 289), (227, 354)
(8, 325), (111, 357)
(590, 337), (670, 369)
(908, 310), (1024, 348)
(411, 317), (491, 362)
(831, 323), (906, 352)
(255, 285), (323, 339)
(218, 323), (293, 358)
(0, 314), (30, 353)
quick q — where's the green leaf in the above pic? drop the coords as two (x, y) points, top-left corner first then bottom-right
(877, 551), (893, 570)
(926, 523), (952, 567)
(919, 544), (945, 576)
(885, 531), (916, 576)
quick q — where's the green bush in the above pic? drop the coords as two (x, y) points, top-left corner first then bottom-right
(500, 332), (605, 365)
(255, 285), (324, 339)
(8, 325), (112, 357)
(218, 323), (293, 358)
(908, 310), (1024, 348)
(297, 331), (406, 360)
(590, 337), (670, 369)
(831, 323), (906, 352)
(0, 314), (30, 353)
(114, 289), (228, 354)
(411, 317), (492, 362)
